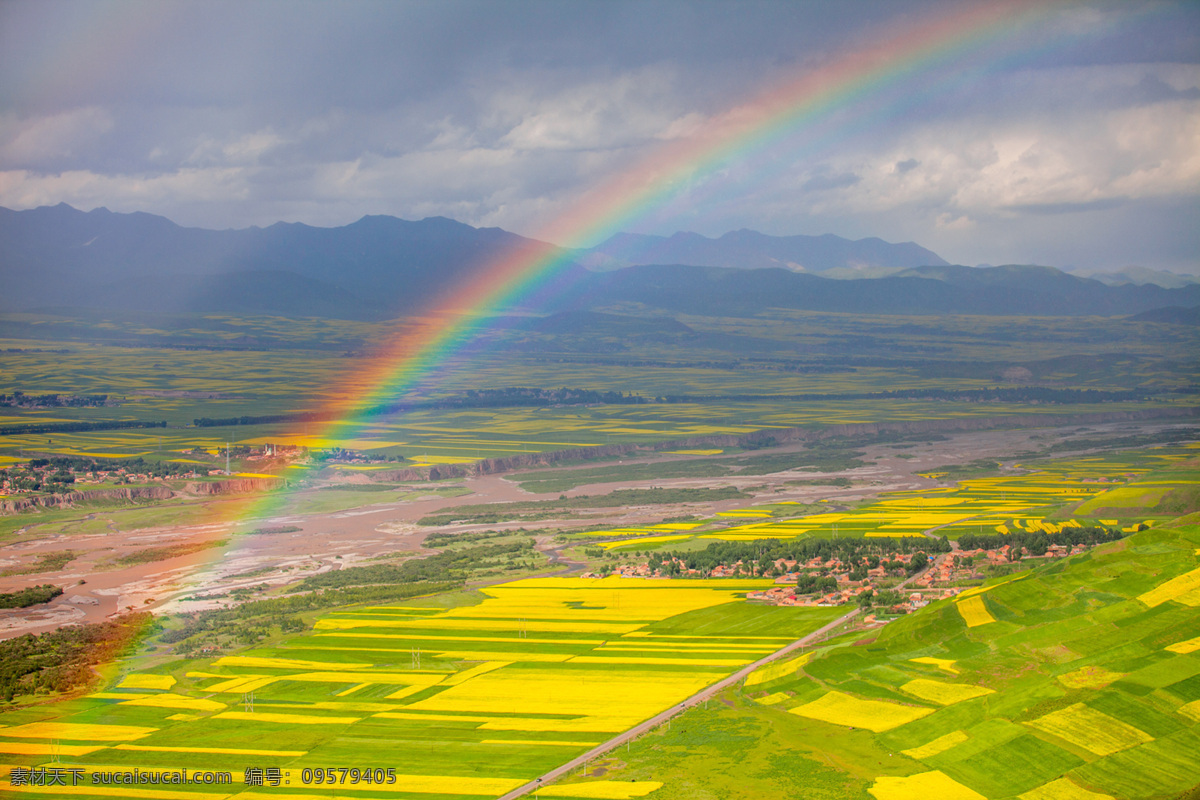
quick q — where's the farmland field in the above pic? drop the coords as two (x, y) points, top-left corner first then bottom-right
(564, 444), (1200, 551)
(1, 306), (1198, 799)
(0, 576), (843, 799)
(554, 517), (1200, 798)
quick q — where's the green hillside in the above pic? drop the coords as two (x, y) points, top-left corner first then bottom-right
(561, 515), (1200, 799)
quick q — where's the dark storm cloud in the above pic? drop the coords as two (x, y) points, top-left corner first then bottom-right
(0, 0), (1197, 272)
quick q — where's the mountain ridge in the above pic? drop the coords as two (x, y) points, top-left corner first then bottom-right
(578, 227), (948, 273)
(4, 204), (1198, 320)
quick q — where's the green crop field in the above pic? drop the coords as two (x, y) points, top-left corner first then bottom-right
(2, 306), (1197, 470)
(0, 576), (844, 800)
(565, 445), (1200, 551)
(559, 516), (1200, 799)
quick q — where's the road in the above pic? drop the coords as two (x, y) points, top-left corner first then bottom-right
(493, 556), (941, 799)
(493, 606), (860, 800)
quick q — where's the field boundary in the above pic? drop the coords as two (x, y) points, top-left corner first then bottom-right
(374, 406), (1199, 483)
(495, 606), (860, 800)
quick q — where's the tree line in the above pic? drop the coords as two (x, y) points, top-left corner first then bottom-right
(956, 525), (1127, 556)
(649, 536), (948, 577)
(0, 419), (165, 436)
(0, 584), (62, 609)
(0, 613), (152, 703)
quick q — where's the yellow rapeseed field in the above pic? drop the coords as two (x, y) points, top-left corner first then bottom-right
(405, 668), (723, 721)
(1177, 700), (1200, 722)
(956, 596), (996, 627)
(0, 742), (106, 756)
(540, 781), (666, 798)
(868, 770), (988, 800)
(317, 631), (607, 645)
(570, 655), (748, 667)
(900, 730), (969, 759)
(900, 679), (994, 705)
(280, 670), (447, 685)
(1056, 666), (1125, 689)
(446, 580), (752, 622)
(429, 650), (572, 662)
(745, 652), (811, 686)
(1137, 566), (1200, 608)
(909, 657), (958, 674)
(0, 722), (157, 741)
(752, 692), (789, 705)
(314, 616), (642, 634)
(441, 661), (511, 686)
(199, 675), (279, 694)
(118, 674), (176, 690)
(598, 641), (774, 651)
(478, 716), (641, 733)
(120, 694), (226, 711)
(788, 691), (933, 732)
(1025, 703), (1153, 756)
(1018, 777), (1116, 800)
(1166, 636), (1200, 654)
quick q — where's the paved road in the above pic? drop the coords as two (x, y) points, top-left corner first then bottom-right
(493, 606), (861, 800)
(494, 556), (940, 799)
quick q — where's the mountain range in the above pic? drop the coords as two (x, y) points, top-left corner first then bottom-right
(576, 229), (947, 274)
(2, 204), (1197, 321)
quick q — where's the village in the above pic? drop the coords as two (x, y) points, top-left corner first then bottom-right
(0, 444), (316, 496)
(583, 538), (1096, 615)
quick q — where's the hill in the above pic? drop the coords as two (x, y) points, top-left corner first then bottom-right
(4, 204), (1199, 320)
(1130, 306), (1200, 326)
(578, 228), (948, 273)
(568, 516), (1200, 798)
(559, 263), (1200, 317)
(0, 203), (564, 319)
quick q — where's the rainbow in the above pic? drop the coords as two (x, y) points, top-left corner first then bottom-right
(320, 0), (1063, 422)
(172, 1), (1066, 587)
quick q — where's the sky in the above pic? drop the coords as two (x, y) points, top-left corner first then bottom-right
(1, 0), (1198, 274)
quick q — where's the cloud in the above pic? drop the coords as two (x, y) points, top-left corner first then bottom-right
(496, 68), (698, 152)
(0, 107), (114, 167)
(802, 169), (861, 192)
(0, 1), (1196, 271)
(935, 212), (974, 230)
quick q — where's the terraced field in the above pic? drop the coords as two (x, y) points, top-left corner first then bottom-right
(0, 577), (843, 799)
(562, 516), (1200, 799)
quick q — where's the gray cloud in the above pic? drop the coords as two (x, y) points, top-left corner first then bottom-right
(802, 170), (862, 192)
(0, 0), (1197, 272)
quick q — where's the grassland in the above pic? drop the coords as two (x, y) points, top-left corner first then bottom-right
(552, 516), (1200, 799)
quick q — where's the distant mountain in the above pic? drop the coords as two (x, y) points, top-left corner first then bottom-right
(547, 263), (1200, 318)
(5, 204), (1198, 321)
(1071, 266), (1200, 289)
(578, 229), (948, 273)
(1128, 305), (1200, 325)
(0, 203), (563, 318)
